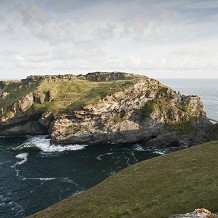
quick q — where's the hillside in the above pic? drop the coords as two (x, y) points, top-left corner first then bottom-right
(0, 72), (215, 148)
(29, 140), (218, 218)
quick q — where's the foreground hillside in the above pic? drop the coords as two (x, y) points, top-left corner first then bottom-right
(30, 141), (218, 218)
(0, 72), (216, 147)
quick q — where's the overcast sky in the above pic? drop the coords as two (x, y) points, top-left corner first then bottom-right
(0, 0), (218, 79)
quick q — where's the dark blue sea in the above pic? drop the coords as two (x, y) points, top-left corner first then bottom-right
(0, 79), (217, 218)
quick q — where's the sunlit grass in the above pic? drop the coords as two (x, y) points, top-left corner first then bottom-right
(38, 79), (135, 113)
(0, 77), (136, 117)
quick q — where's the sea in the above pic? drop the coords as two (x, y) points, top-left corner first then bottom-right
(0, 79), (217, 218)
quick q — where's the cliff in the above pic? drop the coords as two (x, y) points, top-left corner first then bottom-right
(0, 72), (215, 148)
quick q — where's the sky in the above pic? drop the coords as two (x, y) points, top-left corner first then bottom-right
(0, 0), (218, 79)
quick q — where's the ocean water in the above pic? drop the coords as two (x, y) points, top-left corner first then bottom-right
(0, 136), (159, 218)
(0, 79), (217, 218)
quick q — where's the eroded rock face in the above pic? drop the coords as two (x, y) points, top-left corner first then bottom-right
(0, 89), (52, 135)
(0, 72), (215, 147)
(50, 77), (210, 147)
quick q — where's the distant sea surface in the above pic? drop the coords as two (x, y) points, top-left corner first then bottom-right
(0, 79), (217, 218)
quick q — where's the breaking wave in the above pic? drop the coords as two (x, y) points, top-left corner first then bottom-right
(153, 148), (169, 155)
(132, 144), (145, 151)
(14, 135), (87, 153)
(15, 153), (29, 165)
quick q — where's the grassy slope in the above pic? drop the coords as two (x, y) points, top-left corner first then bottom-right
(0, 77), (136, 117)
(37, 79), (135, 113)
(30, 141), (218, 218)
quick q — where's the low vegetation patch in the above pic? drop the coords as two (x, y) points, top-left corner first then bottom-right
(30, 141), (218, 218)
(36, 79), (135, 113)
(0, 77), (136, 117)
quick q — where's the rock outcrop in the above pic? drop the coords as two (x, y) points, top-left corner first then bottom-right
(170, 208), (218, 218)
(0, 72), (216, 148)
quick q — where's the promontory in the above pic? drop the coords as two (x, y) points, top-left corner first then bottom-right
(0, 72), (217, 148)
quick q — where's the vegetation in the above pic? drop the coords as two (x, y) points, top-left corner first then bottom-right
(30, 141), (218, 218)
(0, 77), (136, 117)
(0, 82), (37, 116)
(165, 120), (196, 134)
(38, 79), (135, 113)
(113, 115), (124, 123)
(142, 97), (166, 117)
(182, 105), (193, 112)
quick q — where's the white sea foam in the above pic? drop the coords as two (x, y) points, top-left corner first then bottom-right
(71, 190), (84, 197)
(10, 153), (29, 177)
(16, 135), (87, 153)
(125, 157), (130, 166)
(133, 144), (145, 151)
(39, 144), (87, 153)
(131, 151), (138, 161)
(153, 149), (168, 155)
(96, 152), (113, 160)
(22, 177), (56, 181)
(15, 153), (29, 165)
(9, 201), (24, 216)
(22, 177), (78, 185)
(109, 171), (116, 176)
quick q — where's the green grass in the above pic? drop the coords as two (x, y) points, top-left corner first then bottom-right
(37, 79), (135, 114)
(0, 77), (136, 117)
(29, 141), (218, 218)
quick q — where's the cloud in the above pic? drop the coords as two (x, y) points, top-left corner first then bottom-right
(15, 3), (50, 26)
(159, 9), (182, 21)
(31, 4), (50, 24)
(36, 25), (60, 42)
(46, 0), (95, 13)
(188, 0), (218, 9)
(14, 3), (60, 44)
(93, 23), (116, 41)
(210, 13), (218, 21)
(0, 15), (4, 22)
(15, 4), (32, 26)
(0, 0), (218, 79)
(130, 56), (141, 65)
(120, 17), (148, 41)
(3, 24), (17, 33)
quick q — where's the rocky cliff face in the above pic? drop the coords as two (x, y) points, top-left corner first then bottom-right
(0, 72), (215, 148)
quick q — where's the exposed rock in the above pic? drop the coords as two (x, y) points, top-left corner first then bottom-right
(170, 208), (218, 218)
(22, 72), (139, 83)
(50, 76), (212, 146)
(0, 72), (216, 147)
(18, 93), (34, 111)
(1, 92), (9, 98)
(38, 112), (54, 129)
(0, 112), (48, 135)
(33, 91), (46, 104)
